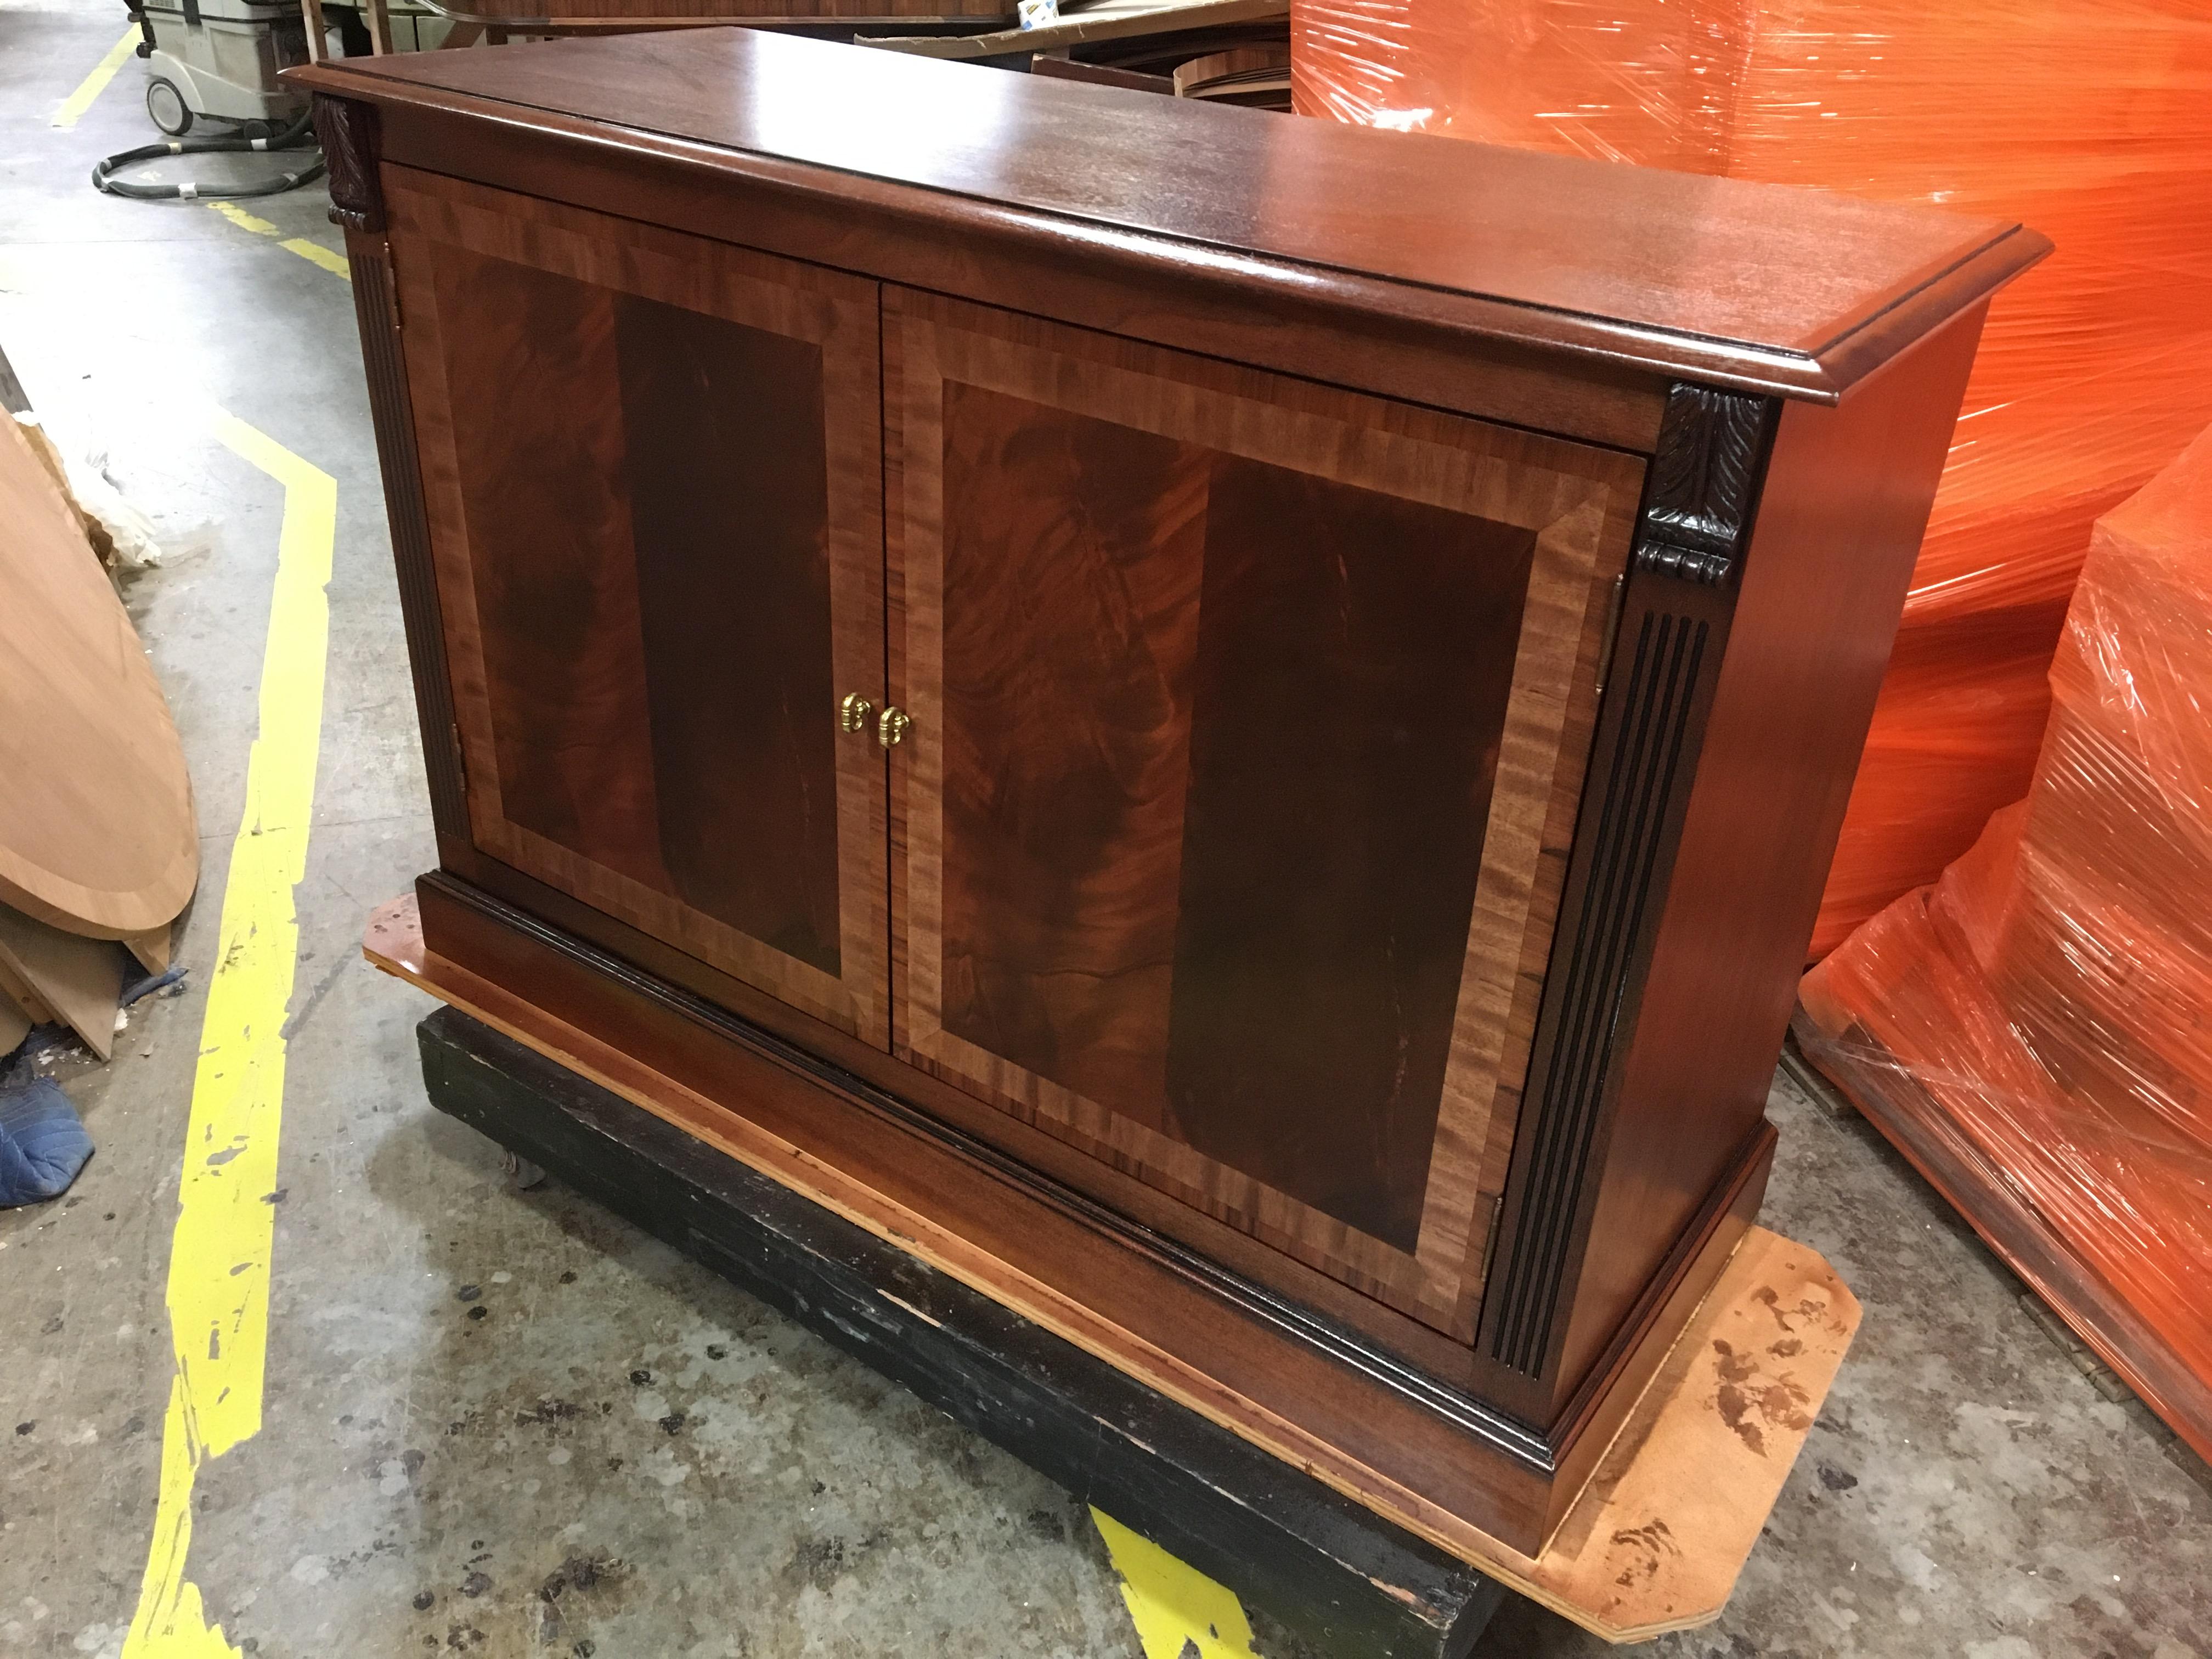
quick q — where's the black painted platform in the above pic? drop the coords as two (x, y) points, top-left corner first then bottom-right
(417, 1006), (1503, 1658)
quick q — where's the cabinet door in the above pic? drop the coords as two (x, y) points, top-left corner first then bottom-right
(884, 290), (1643, 1338)
(390, 171), (889, 1046)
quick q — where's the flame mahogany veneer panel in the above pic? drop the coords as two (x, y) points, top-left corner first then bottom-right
(427, 247), (673, 899)
(933, 383), (1204, 1144)
(927, 388), (1543, 1258)
(887, 290), (1640, 1336)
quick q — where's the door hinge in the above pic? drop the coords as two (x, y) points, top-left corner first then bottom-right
(382, 238), (403, 333)
(1594, 573), (1628, 702)
(1477, 1199), (1504, 1290)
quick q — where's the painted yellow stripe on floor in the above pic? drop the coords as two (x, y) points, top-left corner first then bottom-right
(122, 414), (336, 1659)
(279, 239), (352, 279)
(53, 25), (139, 129)
(1093, 1509), (1260, 1659)
(202, 203), (352, 283)
(205, 202), (278, 237)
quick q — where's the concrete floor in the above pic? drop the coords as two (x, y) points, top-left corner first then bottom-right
(3, 4), (2210, 1653)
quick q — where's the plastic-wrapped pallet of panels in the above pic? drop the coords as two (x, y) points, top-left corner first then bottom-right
(1290, 0), (2212, 955)
(1797, 424), (2212, 1463)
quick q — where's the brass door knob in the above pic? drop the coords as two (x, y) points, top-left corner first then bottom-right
(877, 706), (912, 749)
(839, 692), (874, 733)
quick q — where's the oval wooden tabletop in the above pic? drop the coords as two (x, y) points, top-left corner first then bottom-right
(0, 417), (197, 938)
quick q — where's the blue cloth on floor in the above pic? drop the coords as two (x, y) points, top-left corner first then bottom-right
(0, 1077), (94, 1206)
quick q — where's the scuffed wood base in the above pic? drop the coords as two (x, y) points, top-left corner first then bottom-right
(368, 891), (1858, 1641)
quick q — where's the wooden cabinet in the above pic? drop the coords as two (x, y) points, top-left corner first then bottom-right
(302, 31), (2045, 1558)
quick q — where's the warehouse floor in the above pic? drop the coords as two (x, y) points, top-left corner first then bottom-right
(4, 5), (2210, 1655)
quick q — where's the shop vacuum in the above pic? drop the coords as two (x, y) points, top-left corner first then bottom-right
(91, 0), (327, 200)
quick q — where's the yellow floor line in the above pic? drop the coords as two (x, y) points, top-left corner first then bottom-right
(121, 414), (336, 1659)
(202, 202), (351, 283)
(279, 239), (352, 279)
(52, 25), (139, 130)
(204, 201), (278, 236)
(1093, 1509), (1260, 1659)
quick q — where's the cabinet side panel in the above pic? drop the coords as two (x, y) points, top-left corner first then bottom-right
(1551, 306), (1989, 1406)
(345, 221), (465, 837)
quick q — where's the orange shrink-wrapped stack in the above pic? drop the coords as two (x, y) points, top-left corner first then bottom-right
(1291, 0), (2212, 954)
(1798, 426), (2212, 1462)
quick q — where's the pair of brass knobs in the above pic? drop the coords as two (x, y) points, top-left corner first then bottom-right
(840, 692), (910, 748)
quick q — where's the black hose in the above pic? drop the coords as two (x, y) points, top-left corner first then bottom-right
(92, 110), (325, 201)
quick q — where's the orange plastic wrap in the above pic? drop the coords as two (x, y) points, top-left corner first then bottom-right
(1291, 1), (2212, 954)
(1797, 425), (2212, 1462)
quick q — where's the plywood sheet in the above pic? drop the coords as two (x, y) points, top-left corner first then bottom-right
(0, 954), (54, 1026)
(123, 922), (173, 975)
(0, 417), (197, 938)
(0, 902), (124, 1060)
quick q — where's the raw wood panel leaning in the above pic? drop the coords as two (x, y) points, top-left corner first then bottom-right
(0, 416), (197, 940)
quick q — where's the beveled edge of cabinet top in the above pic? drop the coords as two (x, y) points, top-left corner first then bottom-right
(289, 29), (2049, 404)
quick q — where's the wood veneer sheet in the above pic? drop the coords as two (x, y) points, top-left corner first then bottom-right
(123, 922), (173, 974)
(0, 901), (125, 1060)
(0, 416), (197, 938)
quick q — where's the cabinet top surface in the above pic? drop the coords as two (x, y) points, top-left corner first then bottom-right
(295, 29), (2046, 400)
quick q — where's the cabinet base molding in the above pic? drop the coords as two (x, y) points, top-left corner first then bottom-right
(367, 887), (1858, 1637)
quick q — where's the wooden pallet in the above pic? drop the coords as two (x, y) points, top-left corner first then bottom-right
(420, 1004), (1505, 1656)
(371, 894), (1858, 1643)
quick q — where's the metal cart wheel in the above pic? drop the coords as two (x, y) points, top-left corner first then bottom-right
(145, 78), (191, 137)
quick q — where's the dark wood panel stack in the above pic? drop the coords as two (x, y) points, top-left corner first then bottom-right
(294, 29), (2044, 1559)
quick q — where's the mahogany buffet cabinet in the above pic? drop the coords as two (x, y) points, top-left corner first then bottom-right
(297, 32), (2045, 1560)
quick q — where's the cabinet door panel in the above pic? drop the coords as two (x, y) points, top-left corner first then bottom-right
(887, 290), (1642, 1336)
(390, 169), (887, 1045)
